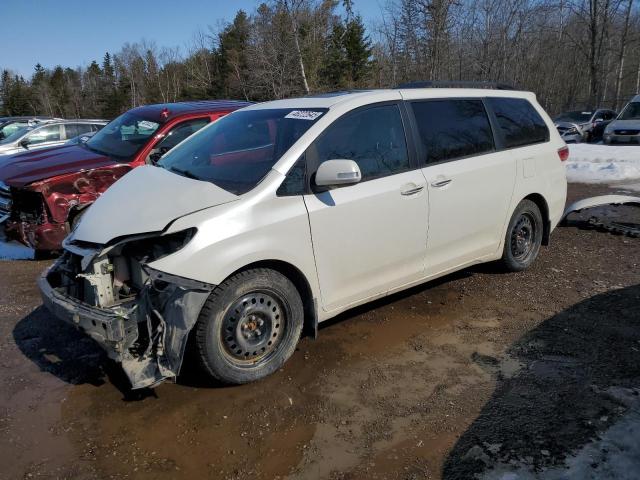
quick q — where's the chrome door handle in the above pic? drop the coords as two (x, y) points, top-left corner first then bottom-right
(401, 186), (424, 196)
(431, 179), (452, 188)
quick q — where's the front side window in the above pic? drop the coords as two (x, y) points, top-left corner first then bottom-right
(85, 112), (160, 160)
(25, 125), (61, 145)
(158, 108), (326, 195)
(307, 104), (409, 182)
(411, 99), (494, 164)
(619, 102), (640, 120)
(487, 97), (549, 148)
(148, 117), (210, 163)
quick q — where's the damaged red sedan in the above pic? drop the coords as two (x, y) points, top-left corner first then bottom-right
(0, 100), (251, 253)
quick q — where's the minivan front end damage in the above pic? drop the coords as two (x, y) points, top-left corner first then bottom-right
(38, 229), (214, 389)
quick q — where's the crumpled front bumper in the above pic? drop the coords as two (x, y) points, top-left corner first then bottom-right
(38, 259), (213, 389)
(6, 219), (68, 251)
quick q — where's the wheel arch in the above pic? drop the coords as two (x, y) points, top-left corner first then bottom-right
(522, 192), (551, 245)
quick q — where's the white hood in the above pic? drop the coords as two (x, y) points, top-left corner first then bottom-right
(69, 165), (238, 245)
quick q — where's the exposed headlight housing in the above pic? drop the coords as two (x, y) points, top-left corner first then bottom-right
(115, 228), (197, 264)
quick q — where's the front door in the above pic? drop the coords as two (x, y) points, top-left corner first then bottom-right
(303, 103), (428, 311)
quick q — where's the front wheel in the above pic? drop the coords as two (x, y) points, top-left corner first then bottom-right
(194, 268), (304, 384)
(500, 199), (543, 272)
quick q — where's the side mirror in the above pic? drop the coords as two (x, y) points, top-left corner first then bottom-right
(594, 118), (604, 123)
(315, 159), (361, 187)
(19, 139), (29, 149)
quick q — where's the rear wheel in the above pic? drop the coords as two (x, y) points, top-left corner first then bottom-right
(194, 268), (304, 384)
(500, 199), (543, 272)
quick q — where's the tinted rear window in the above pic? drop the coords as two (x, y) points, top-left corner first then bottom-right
(411, 99), (495, 164)
(487, 98), (549, 148)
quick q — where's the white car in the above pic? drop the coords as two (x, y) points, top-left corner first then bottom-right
(39, 86), (568, 389)
(0, 119), (106, 156)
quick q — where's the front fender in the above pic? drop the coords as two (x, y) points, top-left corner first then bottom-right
(147, 194), (321, 302)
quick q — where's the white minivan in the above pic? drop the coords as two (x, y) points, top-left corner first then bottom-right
(40, 86), (568, 389)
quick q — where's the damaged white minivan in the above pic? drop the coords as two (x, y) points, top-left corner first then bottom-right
(39, 85), (568, 389)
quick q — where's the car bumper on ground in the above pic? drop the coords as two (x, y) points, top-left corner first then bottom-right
(39, 257), (214, 389)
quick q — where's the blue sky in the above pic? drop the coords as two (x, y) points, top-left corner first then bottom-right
(2, 0), (383, 78)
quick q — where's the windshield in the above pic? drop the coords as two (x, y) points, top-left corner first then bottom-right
(555, 111), (592, 123)
(619, 102), (640, 120)
(85, 111), (160, 160)
(158, 108), (326, 195)
(0, 124), (31, 145)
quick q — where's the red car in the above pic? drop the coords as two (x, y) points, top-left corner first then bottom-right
(0, 100), (250, 252)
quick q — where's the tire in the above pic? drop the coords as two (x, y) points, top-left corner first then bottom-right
(194, 268), (304, 384)
(500, 199), (543, 272)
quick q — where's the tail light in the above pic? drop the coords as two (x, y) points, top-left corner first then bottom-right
(558, 146), (569, 162)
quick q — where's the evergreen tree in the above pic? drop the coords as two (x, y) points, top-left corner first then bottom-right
(343, 15), (371, 85)
(321, 22), (349, 89)
(216, 10), (250, 99)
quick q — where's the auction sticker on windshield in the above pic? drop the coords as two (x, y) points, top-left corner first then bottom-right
(285, 110), (324, 121)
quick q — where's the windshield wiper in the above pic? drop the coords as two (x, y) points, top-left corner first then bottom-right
(169, 166), (201, 180)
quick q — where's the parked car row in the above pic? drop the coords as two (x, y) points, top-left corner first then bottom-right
(553, 94), (640, 145)
(18, 84), (569, 389)
(0, 117), (107, 156)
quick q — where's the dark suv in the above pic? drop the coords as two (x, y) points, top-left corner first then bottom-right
(0, 100), (250, 252)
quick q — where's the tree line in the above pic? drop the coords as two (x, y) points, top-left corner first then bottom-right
(1, 0), (639, 120)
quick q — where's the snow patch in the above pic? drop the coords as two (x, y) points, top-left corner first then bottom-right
(565, 144), (640, 184)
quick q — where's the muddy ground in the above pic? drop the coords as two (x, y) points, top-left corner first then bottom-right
(1, 183), (639, 480)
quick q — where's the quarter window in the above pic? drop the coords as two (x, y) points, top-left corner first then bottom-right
(308, 104), (409, 182)
(411, 99), (495, 164)
(486, 97), (549, 148)
(65, 123), (94, 139)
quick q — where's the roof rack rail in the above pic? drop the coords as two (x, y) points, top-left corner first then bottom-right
(396, 81), (516, 90)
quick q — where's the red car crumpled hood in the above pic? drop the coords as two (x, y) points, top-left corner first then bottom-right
(0, 144), (117, 187)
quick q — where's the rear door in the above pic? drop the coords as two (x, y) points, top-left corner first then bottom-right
(303, 103), (428, 311)
(409, 98), (517, 275)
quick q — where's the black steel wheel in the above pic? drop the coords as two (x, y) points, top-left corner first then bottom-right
(501, 199), (543, 272)
(194, 268), (304, 384)
(220, 291), (287, 366)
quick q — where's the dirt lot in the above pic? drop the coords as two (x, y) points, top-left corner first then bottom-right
(1, 183), (639, 480)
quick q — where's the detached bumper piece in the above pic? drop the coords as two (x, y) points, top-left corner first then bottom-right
(39, 257), (213, 389)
